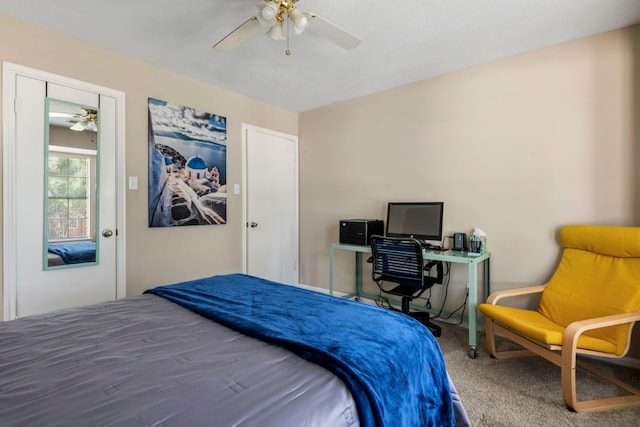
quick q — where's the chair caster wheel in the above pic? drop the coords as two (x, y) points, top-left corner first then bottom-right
(469, 346), (478, 359)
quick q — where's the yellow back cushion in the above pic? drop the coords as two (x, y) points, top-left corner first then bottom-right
(538, 226), (640, 355)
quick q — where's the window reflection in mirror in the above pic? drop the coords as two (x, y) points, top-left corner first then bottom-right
(44, 98), (99, 269)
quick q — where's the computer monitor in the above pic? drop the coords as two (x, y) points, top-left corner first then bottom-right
(385, 202), (444, 244)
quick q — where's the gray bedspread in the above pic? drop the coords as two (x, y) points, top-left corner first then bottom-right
(0, 295), (358, 426)
(0, 293), (470, 427)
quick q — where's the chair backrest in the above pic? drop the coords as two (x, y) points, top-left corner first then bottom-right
(370, 235), (425, 288)
(538, 225), (640, 355)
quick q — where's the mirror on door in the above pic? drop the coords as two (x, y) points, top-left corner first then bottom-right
(44, 98), (99, 269)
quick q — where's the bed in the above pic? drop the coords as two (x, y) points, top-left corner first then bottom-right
(47, 241), (96, 266)
(0, 273), (470, 426)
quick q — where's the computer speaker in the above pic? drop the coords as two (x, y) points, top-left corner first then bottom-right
(453, 233), (467, 251)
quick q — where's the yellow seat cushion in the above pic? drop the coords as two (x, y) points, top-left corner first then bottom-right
(478, 304), (618, 353)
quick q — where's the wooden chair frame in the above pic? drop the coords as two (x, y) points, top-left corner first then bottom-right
(484, 285), (640, 413)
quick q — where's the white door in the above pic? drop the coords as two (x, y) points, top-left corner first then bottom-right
(3, 63), (125, 319)
(243, 125), (299, 285)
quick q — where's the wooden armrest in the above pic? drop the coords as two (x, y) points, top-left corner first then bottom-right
(486, 284), (546, 304)
(560, 311), (640, 410)
(563, 310), (640, 349)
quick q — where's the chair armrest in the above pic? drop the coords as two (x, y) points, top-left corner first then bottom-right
(563, 310), (640, 347)
(485, 284), (546, 305)
(424, 260), (440, 270)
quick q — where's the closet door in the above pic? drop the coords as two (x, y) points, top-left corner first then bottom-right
(243, 125), (299, 285)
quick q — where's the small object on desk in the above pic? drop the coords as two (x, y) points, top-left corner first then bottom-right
(453, 232), (467, 251)
(468, 228), (487, 256)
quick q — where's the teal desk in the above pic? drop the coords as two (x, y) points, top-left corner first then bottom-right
(329, 243), (490, 358)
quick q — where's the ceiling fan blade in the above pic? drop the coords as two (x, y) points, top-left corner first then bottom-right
(307, 14), (361, 50)
(213, 16), (261, 52)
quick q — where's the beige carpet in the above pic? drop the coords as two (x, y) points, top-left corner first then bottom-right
(436, 323), (640, 427)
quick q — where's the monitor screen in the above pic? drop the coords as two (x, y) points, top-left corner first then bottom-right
(385, 202), (444, 242)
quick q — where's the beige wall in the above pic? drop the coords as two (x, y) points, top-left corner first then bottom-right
(0, 13), (298, 314)
(299, 26), (640, 320)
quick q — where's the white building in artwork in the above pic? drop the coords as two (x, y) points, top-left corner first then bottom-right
(164, 156), (174, 173)
(185, 155), (207, 179)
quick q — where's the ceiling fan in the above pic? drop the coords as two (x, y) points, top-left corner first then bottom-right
(49, 108), (98, 132)
(69, 108), (98, 132)
(213, 0), (361, 55)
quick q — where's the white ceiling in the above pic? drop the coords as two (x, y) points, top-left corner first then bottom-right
(2, 0), (640, 112)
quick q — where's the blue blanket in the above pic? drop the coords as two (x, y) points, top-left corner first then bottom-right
(144, 274), (454, 427)
(48, 242), (96, 264)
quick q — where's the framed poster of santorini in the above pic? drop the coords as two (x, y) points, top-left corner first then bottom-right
(147, 97), (227, 227)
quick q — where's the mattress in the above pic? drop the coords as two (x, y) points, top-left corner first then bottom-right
(46, 251), (65, 267)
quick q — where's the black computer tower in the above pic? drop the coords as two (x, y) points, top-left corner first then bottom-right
(339, 219), (384, 245)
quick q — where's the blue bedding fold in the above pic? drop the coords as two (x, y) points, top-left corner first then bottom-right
(48, 242), (96, 264)
(144, 274), (454, 427)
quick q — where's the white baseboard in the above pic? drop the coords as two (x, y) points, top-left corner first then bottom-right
(294, 283), (377, 305)
(294, 282), (335, 295)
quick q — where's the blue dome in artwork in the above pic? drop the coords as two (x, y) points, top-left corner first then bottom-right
(186, 155), (207, 170)
(164, 156), (173, 165)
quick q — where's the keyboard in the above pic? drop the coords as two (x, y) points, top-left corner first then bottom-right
(421, 243), (442, 250)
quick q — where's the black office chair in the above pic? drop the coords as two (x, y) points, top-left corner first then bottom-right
(370, 235), (443, 336)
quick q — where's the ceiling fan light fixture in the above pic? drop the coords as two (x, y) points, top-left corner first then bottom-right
(84, 121), (98, 133)
(289, 8), (308, 34)
(70, 122), (84, 132)
(257, 1), (278, 26)
(266, 21), (285, 40)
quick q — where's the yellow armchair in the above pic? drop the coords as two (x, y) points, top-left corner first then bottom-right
(479, 225), (640, 412)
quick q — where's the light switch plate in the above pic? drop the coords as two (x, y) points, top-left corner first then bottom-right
(129, 176), (138, 190)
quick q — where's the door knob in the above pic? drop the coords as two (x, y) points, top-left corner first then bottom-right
(102, 229), (114, 237)
(249, 222), (258, 228)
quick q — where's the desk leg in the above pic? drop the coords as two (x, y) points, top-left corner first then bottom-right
(329, 246), (335, 296)
(467, 260), (479, 359)
(485, 258), (491, 300)
(355, 252), (362, 299)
